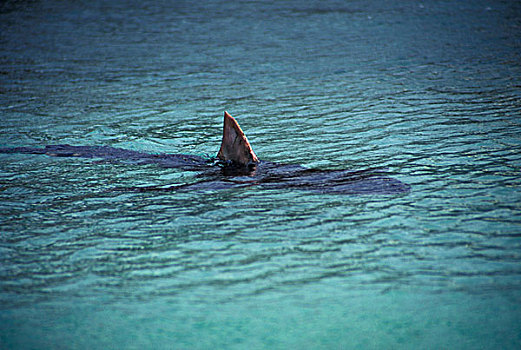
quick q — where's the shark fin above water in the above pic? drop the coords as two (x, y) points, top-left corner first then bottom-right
(217, 111), (259, 166)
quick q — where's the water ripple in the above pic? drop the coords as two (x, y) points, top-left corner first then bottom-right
(1, 0), (521, 323)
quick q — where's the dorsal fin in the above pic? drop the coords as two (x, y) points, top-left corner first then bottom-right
(217, 111), (259, 166)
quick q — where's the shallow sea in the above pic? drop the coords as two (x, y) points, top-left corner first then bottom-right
(1, 0), (521, 348)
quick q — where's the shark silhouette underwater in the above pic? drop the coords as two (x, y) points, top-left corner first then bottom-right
(0, 112), (410, 195)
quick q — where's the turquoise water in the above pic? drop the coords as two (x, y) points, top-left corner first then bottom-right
(1, 0), (521, 348)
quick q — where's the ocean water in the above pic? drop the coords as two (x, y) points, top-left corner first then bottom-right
(1, 0), (521, 348)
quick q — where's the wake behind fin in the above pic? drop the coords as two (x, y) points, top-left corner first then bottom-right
(217, 111), (259, 166)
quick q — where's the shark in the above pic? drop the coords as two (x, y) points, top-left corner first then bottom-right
(0, 112), (410, 195)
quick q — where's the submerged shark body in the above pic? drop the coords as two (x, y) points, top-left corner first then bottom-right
(0, 112), (409, 195)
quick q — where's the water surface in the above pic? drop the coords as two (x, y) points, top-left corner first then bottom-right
(1, 0), (521, 348)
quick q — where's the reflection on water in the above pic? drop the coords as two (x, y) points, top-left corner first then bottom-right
(1, 0), (521, 348)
